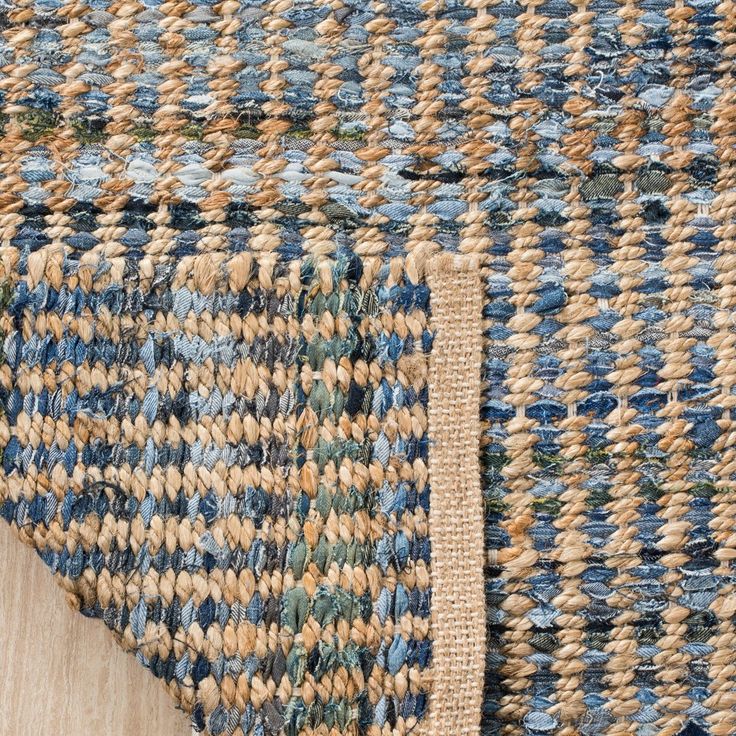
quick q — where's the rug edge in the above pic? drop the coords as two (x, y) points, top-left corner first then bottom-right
(421, 254), (486, 735)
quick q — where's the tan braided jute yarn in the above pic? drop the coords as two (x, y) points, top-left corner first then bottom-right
(1, 0), (736, 734)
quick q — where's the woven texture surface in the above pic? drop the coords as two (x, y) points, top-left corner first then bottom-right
(1, 0), (736, 734)
(424, 254), (485, 736)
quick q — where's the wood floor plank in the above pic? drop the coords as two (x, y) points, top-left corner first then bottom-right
(0, 523), (190, 736)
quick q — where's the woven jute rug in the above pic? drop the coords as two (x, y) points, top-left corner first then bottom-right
(1, 0), (735, 735)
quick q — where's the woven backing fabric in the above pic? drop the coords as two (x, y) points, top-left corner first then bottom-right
(424, 254), (485, 736)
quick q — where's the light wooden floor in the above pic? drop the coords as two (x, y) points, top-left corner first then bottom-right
(0, 523), (191, 735)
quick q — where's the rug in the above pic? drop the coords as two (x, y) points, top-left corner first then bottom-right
(0, 0), (735, 735)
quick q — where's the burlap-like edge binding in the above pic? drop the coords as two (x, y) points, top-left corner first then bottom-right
(421, 253), (486, 735)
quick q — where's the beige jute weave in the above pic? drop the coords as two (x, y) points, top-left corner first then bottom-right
(423, 254), (486, 735)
